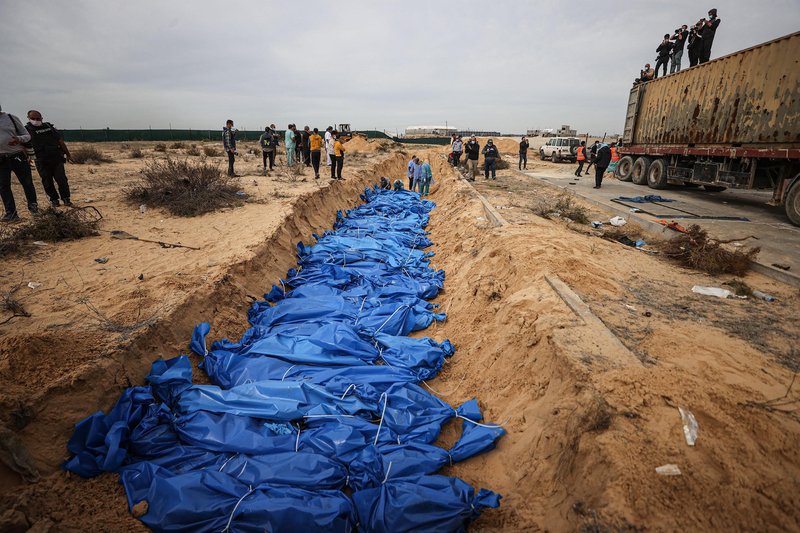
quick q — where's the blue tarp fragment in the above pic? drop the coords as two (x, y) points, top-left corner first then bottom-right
(65, 185), (503, 532)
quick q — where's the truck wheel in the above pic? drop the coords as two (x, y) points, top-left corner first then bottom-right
(617, 156), (634, 181)
(647, 159), (668, 189)
(631, 156), (651, 185)
(703, 185), (727, 192)
(785, 181), (800, 226)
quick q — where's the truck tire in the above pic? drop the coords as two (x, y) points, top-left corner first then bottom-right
(631, 156), (651, 185)
(703, 185), (727, 192)
(785, 180), (800, 227)
(617, 156), (634, 181)
(647, 159), (668, 189)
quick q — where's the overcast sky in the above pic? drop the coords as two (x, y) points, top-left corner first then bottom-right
(2, 1), (799, 135)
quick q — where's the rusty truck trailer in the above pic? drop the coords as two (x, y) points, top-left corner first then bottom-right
(617, 31), (800, 225)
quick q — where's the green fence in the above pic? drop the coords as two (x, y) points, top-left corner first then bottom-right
(59, 128), (454, 145)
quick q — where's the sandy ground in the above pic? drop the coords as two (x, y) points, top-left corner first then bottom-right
(1, 139), (799, 531)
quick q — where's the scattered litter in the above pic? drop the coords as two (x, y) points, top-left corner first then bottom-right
(635, 239), (647, 247)
(609, 216), (627, 227)
(678, 407), (698, 446)
(94, 257), (109, 264)
(771, 263), (791, 271)
(236, 191), (249, 198)
(630, 208), (642, 213)
(27, 282), (41, 290)
(656, 220), (689, 233)
(643, 311), (652, 317)
(591, 221), (603, 228)
(32, 241), (48, 246)
(83, 197), (94, 203)
(139, 204), (147, 214)
(616, 195), (674, 203)
(568, 182), (577, 185)
(138, 273), (144, 281)
(752, 290), (775, 302)
(692, 285), (731, 298)
(655, 464), (682, 476)
(625, 304), (637, 311)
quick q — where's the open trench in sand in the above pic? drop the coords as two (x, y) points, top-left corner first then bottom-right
(3, 148), (799, 531)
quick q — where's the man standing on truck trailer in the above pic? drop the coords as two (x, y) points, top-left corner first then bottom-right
(687, 19), (705, 66)
(655, 34), (673, 78)
(700, 9), (721, 63)
(670, 25), (689, 73)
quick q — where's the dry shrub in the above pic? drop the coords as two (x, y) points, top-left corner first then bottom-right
(660, 225), (759, 275)
(723, 278), (753, 297)
(125, 158), (242, 216)
(130, 148), (144, 159)
(0, 208), (101, 257)
(153, 143), (167, 152)
(71, 146), (112, 164)
(170, 142), (185, 149)
(533, 194), (589, 224)
(186, 145), (201, 156)
(203, 146), (221, 157)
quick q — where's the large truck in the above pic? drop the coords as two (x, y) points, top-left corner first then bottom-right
(617, 31), (800, 226)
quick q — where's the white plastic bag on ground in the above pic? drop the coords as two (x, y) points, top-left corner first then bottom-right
(609, 216), (627, 226)
(691, 285), (731, 298)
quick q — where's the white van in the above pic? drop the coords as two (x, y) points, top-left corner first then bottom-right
(539, 137), (581, 162)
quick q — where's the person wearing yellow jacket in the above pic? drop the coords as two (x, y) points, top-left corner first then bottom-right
(331, 133), (345, 180)
(309, 128), (323, 179)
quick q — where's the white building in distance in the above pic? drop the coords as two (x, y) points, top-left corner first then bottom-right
(404, 125), (457, 137)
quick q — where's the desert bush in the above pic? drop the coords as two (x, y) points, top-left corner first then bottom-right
(170, 142), (185, 150)
(153, 143), (167, 152)
(1, 207), (101, 256)
(203, 146), (221, 157)
(532, 194), (589, 224)
(186, 145), (201, 156)
(125, 158), (242, 216)
(659, 225), (759, 275)
(71, 146), (112, 164)
(130, 148), (144, 159)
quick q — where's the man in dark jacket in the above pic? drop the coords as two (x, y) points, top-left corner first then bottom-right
(464, 137), (480, 181)
(518, 136), (529, 170)
(25, 110), (72, 207)
(301, 126), (311, 167)
(593, 144), (612, 189)
(222, 119), (237, 176)
(654, 34), (673, 78)
(670, 25), (689, 73)
(482, 139), (500, 180)
(700, 9), (721, 63)
(687, 19), (705, 67)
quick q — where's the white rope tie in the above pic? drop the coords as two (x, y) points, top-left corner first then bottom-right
(340, 384), (357, 400)
(279, 278), (287, 297)
(221, 485), (254, 533)
(382, 461), (393, 484)
(295, 427), (301, 452)
(454, 413), (504, 429)
(217, 453), (238, 472)
(281, 365), (296, 381)
(374, 392), (388, 445)
(302, 414), (358, 419)
(374, 305), (408, 335)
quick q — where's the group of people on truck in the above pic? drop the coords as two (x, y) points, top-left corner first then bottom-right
(0, 105), (73, 222)
(635, 8), (721, 84)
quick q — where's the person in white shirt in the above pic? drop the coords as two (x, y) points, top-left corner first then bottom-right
(324, 126), (333, 166)
(0, 104), (39, 222)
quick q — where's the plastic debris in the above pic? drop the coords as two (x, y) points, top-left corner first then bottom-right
(691, 285), (731, 299)
(655, 464), (682, 476)
(95, 257), (109, 264)
(32, 241), (48, 246)
(609, 216), (627, 226)
(139, 204), (147, 214)
(27, 282), (41, 289)
(752, 290), (776, 302)
(236, 191), (249, 198)
(678, 407), (698, 446)
(591, 221), (603, 228)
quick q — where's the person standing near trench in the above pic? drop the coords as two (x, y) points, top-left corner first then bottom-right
(284, 124), (296, 166)
(407, 155), (418, 189)
(301, 126), (312, 167)
(519, 136), (529, 170)
(324, 126), (333, 167)
(309, 127), (323, 179)
(575, 140), (587, 177)
(332, 133), (345, 180)
(418, 159), (433, 197)
(482, 139), (499, 180)
(464, 136), (479, 181)
(25, 109), (72, 207)
(593, 143), (611, 189)
(0, 105), (39, 221)
(222, 119), (237, 177)
(259, 126), (277, 176)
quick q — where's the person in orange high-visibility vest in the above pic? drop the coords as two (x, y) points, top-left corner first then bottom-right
(574, 141), (587, 177)
(606, 142), (620, 177)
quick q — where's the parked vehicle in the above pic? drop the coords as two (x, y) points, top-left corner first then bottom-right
(539, 137), (581, 163)
(617, 31), (800, 226)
